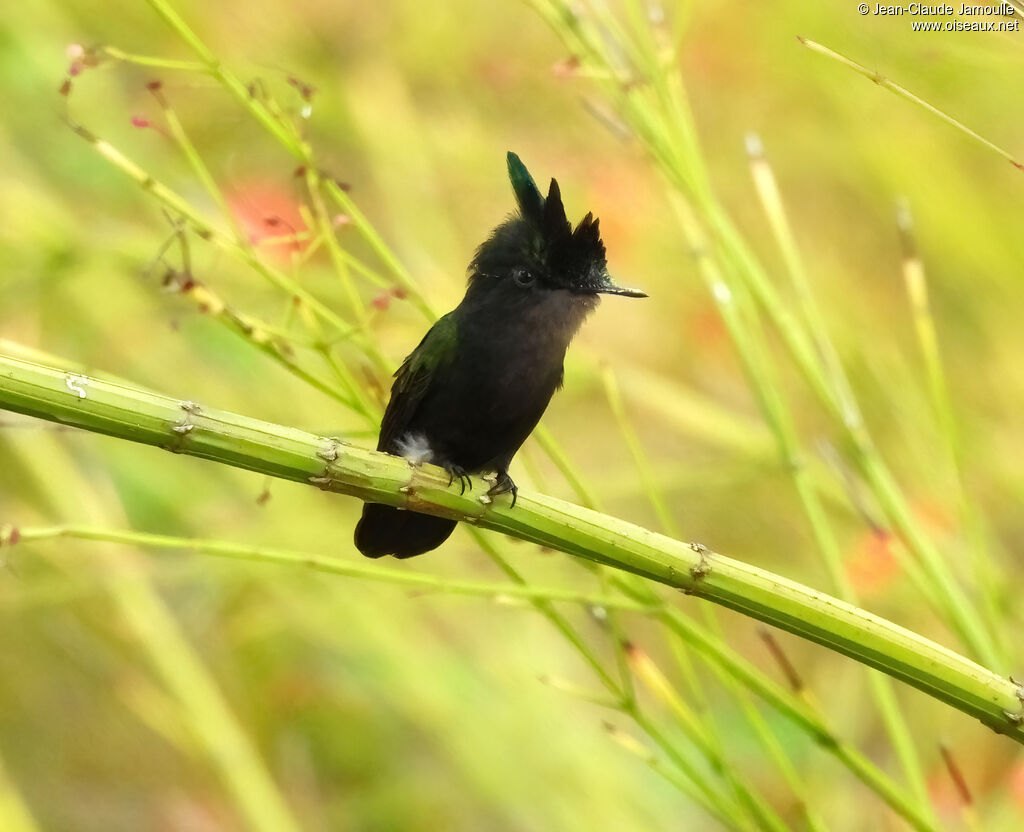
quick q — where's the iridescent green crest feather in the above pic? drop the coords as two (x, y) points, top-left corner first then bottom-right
(506, 151), (544, 224)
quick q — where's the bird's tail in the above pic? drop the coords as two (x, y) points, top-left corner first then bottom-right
(354, 503), (457, 559)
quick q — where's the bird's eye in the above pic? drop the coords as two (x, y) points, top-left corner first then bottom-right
(512, 268), (535, 288)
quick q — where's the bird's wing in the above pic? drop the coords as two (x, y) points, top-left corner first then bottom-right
(379, 312), (458, 451)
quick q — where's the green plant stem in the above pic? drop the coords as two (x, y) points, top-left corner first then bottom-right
(303, 167), (369, 328)
(626, 706), (758, 832)
(143, 0), (305, 156)
(798, 38), (1024, 171)
(16, 526), (661, 613)
(602, 720), (752, 831)
(897, 201), (1005, 658)
(323, 180), (436, 320)
(627, 648), (790, 832)
(648, 601), (941, 832)
(102, 46), (208, 73)
(2, 353), (1020, 744)
(745, 143), (936, 821)
(603, 368), (830, 832)
(608, 571), (939, 832)
(457, 532), (750, 825)
(602, 369), (675, 535)
(179, 282), (364, 413)
(151, 85), (247, 244)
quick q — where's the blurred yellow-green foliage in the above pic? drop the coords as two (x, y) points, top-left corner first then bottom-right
(2, 0), (1024, 830)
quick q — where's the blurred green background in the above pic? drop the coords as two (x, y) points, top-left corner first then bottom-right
(2, 1), (1024, 829)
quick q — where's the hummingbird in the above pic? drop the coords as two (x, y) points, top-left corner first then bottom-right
(354, 151), (646, 558)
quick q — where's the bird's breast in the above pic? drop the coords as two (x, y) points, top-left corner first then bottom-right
(410, 289), (597, 470)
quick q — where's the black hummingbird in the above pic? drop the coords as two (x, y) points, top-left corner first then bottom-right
(354, 152), (646, 558)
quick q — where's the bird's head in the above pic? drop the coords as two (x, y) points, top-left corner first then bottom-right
(468, 152), (646, 300)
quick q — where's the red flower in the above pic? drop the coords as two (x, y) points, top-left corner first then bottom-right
(227, 182), (309, 260)
(847, 529), (900, 595)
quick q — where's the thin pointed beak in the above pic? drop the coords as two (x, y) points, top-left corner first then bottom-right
(595, 275), (648, 298)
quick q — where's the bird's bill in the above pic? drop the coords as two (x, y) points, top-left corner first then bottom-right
(591, 273), (648, 298)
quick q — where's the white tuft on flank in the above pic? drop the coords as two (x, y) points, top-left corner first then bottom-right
(395, 432), (434, 465)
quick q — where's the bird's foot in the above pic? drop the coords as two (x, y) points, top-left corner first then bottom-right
(486, 470), (518, 508)
(443, 463), (472, 495)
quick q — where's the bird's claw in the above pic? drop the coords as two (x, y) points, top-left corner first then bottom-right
(486, 470), (518, 508)
(444, 464), (472, 495)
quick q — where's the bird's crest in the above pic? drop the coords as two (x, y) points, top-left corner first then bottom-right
(507, 151), (544, 225)
(505, 151), (606, 273)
